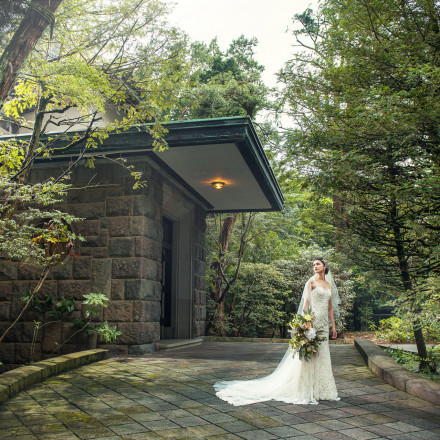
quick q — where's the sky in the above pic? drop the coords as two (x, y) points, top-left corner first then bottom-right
(168, 0), (317, 87)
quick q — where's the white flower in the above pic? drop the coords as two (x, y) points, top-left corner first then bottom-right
(305, 328), (316, 340)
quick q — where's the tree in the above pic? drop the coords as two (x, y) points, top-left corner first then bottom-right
(206, 212), (255, 335)
(279, 0), (440, 365)
(0, 0), (63, 105)
(0, 0), (189, 342)
(173, 36), (269, 119)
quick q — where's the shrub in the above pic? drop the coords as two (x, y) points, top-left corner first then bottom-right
(374, 317), (440, 343)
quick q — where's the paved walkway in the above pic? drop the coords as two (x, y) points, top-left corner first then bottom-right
(378, 344), (436, 353)
(0, 342), (439, 440)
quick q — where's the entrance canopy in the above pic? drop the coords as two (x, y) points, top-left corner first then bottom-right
(38, 117), (284, 212)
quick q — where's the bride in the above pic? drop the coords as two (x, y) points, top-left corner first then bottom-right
(214, 257), (341, 406)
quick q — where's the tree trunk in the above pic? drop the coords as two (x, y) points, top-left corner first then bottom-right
(390, 198), (428, 368)
(0, 0), (62, 105)
(210, 213), (238, 335)
(213, 214), (238, 333)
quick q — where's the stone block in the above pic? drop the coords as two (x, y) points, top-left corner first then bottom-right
(125, 279), (161, 301)
(66, 202), (106, 220)
(194, 229), (205, 246)
(0, 262), (18, 281)
(130, 216), (146, 236)
(111, 279), (125, 300)
(0, 301), (11, 320)
(355, 338), (389, 363)
(0, 343), (15, 363)
(92, 248), (108, 258)
(81, 233), (108, 248)
(50, 259), (73, 280)
(195, 259), (206, 275)
(368, 354), (399, 378)
(41, 281), (59, 298)
(153, 180), (163, 204)
(109, 237), (135, 258)
(58, 280), (92, 300)
(135, 236), (161, 260)
(195, 206), (207, 232)
(145, 221), (162, 241)
(72, 257), (92, 279)
(115, 321), (159, 345)
(60, 321), (78, 344)
(17, 263), (41, 280)
(91, 259), (112, 294)
(42, 322), (63, 353)
(145, 259), (161, 282)
(12, 280), (31, 297)
(193, 321), (205, 337)
(193, 305), (206, 321)
(5, 317), (38, 344)
(104, 300), (133, 322)
(83, 187), (123, 203)
(49, 355), (76, 373)
(78, 247), (92, 256)
(100, 217), (109, 229)
(0, 369), (27, 395)
(193, 289), (206, 306)
(112, 258), (153, 279)
(194, 274), (206, 291)
(195, 244), (206, 262)
(16, 303), (37, 323)
(109, 217), (130, 237)
(15, 342), (41, 365)
(406, 378), (440, 405)
(106, 196), (133, 217)
(133, 195), (157, 219)
(0, 384), (9, 404)
(132, 300), (161, 322)
(128, 343), (155, 355)
(100, 344), (128, 356)
(74, 219), (100, 236)
(0, 281), (12, 301)
(383, 366), (415, 391)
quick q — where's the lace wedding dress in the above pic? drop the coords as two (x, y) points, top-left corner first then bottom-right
(214, 286), (340, 406)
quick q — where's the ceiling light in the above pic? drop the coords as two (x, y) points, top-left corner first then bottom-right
(212, 181), (225, 190)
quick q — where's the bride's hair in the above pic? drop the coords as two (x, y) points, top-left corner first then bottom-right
(313, 257), (329, 275)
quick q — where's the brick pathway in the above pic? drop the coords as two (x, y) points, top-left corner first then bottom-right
(0, 342), (439, 439)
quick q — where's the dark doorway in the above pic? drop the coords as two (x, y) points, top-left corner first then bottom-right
(161, 217), (174, 338)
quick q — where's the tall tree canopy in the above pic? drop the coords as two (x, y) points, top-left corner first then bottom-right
(173, 36), (269, 119)
(279, 0), (440, 360)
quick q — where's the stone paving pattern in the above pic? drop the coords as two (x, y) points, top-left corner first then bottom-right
(0, 342), (439, 439)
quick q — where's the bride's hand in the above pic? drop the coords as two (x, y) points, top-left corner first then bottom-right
(331, 328), (337, 339)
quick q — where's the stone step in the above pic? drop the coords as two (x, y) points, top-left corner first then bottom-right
(157, 338), (203, 351)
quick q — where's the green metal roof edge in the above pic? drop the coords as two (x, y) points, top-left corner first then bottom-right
(1, 116), (284, 210)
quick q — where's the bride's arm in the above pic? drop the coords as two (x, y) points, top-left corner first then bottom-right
(328, 298), (337, 339)
(303, 280), (313, 313)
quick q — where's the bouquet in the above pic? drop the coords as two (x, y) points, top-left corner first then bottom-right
(288, 309), (325, 361)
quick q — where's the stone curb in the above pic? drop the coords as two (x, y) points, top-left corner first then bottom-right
(355, 338), (440, 405)
(0, 349), (109, 405)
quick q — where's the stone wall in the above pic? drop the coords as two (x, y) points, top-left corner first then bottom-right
(0, 158), (206, 371)
(193, 204), (207, 337)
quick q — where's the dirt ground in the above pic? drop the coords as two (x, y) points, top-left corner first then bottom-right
(343, 331), (387, 344)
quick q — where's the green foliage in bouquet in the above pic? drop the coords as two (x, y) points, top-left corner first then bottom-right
(289, 309), (325, 362)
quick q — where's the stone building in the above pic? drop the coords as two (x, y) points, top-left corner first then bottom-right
(0, 117), (283, 370)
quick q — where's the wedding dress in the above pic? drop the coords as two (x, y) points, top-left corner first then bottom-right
(214, 278), (340, 406)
